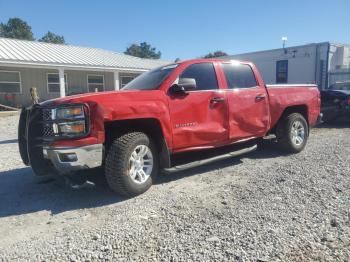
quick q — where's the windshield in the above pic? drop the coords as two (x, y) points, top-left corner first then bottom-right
(122, 64), (178, 90)
(328, 82), (350, 91)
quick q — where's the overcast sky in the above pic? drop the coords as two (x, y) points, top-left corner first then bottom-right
(1, 0), (349, 61)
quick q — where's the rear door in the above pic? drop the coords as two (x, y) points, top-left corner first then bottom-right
(167, 62), (229, 150)
(221, 62), (270, 141)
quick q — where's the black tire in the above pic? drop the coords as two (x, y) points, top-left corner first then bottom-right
(105, 132), (159, 197)
(276, 113), (309, 153)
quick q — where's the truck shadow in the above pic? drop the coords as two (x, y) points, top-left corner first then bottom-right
(0, 146), (285, 218)
(0, 167), (120, 218)
(315, 122), (350, 129)
(315, 119), (350, 129)
(157, 146), (287, 184)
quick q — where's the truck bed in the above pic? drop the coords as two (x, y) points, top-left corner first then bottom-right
(266, 84), (320, 128)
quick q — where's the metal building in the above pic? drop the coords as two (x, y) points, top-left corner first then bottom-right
(224, 42), (350, 90)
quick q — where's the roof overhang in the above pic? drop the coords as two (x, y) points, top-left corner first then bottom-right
(0, 60), (149, 73)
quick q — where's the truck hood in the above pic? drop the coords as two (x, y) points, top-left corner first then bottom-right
(40, 89), (161, 106)
(40, 89), (168, 122)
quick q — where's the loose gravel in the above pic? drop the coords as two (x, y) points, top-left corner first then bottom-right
(0, 115), (349, 261)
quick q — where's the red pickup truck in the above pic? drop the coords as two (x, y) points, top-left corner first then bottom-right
(19, 59), (321, 196)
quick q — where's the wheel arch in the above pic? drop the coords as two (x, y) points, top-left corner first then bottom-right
(281, 105), (309, 123)
(272, 104), (308, 129)
(104, 118), (171, 168)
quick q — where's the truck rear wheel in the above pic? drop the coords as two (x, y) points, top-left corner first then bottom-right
(276, 113), (309, 153)
(105, 132), (158, 196)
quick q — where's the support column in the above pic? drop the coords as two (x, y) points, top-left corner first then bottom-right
(59, 68), (66, 97)
(114, 71), (120, 90)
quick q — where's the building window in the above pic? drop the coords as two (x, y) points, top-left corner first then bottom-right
(47, 73), (67, 93)
(222, 63), (257, 89)
(276, 60), (288, 83)
(121, 76), (135, 88)
(87, 75), (104, 92)
(0, 71), (21, 93)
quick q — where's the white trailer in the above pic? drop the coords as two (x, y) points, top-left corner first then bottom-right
(225, 42), (350, 90)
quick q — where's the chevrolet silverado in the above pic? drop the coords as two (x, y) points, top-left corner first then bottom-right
(18, 59), (321, 196)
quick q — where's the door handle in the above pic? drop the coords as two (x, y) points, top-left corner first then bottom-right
(255, 94), (266, 101)
(210, 97), (225, 103)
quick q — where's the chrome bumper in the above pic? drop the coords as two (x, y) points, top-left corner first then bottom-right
(43, 144), (103, 174)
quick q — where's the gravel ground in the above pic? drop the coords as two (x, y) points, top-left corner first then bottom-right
(0, 115), (349, 261)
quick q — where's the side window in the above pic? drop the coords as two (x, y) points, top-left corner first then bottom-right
(222, 63), (257, 89)
(0, 71), (21, 93)
(180, 63), (218, 90)
(47, 73), (67, 93)
(276, 60), (288, 83)
(87, 75), (104, 92)
(120, 76), (137, 88)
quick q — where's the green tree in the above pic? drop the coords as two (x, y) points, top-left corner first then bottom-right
(203, 50), (228, 58)
(39, 31), (65, 44)
(0, 17), (34, 40)
(124, 42), (161, 59)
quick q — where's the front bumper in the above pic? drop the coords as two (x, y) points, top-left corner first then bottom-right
(43, 144), (103, 174)
(19, 105), (104, 176)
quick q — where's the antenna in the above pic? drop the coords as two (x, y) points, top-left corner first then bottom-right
(282, 37), (288, 49)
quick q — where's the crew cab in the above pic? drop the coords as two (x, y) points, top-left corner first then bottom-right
(18, 59), (321, 196)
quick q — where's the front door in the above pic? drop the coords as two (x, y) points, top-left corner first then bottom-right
(168, 62), (229, 151)
(221, 62), (270, 141)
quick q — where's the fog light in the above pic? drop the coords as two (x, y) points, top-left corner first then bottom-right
(59, 153), (78, 162)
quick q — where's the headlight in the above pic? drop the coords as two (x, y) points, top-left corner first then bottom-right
(53, 106), (84, 120)
(54, 120), (86, 135)
(43, 105), (89, 138)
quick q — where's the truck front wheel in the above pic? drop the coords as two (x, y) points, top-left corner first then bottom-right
(276, 113), (309, 153)
(105, 132), (159, 196)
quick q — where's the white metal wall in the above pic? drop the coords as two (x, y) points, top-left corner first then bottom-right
(328, 44), (350, 85)
(225, 43), (329, 89)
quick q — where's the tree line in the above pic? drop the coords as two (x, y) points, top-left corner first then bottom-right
(0, 17), (65, 44)
(0, 17), (228, 60)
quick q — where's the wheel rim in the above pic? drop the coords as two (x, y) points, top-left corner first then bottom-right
(291, 120), (305, 146)
(128, 145), (153, 184)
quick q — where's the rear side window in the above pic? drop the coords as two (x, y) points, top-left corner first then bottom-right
(180, 63), (218, 90)
(222, 63), (257, 89)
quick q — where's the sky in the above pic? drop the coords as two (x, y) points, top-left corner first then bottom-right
(0, 0), (349, 61)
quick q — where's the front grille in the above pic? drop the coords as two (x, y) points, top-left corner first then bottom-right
(42, 108), (52, 121)
(43, 124), (54, 137)
(42, 109), (56, 138)
(27, 106), (57, 176)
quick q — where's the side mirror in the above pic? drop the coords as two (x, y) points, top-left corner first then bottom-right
(170, 84), (186, 94)
(170, 78), (197, 94)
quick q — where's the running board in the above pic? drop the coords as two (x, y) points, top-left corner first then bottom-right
(163, 144), (257, 173)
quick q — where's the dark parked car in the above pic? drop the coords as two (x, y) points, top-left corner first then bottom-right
(321, 81), (350, 122)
